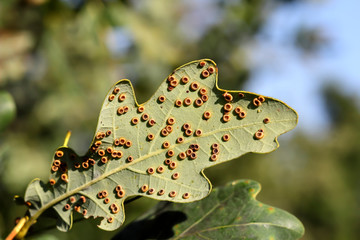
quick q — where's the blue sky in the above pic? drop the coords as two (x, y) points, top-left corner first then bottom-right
(244, 0), (360, 135)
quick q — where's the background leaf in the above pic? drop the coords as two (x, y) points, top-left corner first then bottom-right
(0, 91), (16, 132)
(24, 59), (297, 233)
(114, 179), (305, 240)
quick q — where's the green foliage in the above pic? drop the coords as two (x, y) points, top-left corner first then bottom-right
(116, 180), (304, 240)
(23, 59), (297, 235)
(0, 91), (16, 132)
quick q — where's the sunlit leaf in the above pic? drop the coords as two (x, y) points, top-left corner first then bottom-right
(115, 180), (305, 240)
(24, 59), (297, 232)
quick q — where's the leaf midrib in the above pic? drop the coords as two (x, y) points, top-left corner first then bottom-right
(32, 118), (294, 220)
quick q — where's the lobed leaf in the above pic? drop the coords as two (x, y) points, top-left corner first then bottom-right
(115, 180), (305, 240)
(24, 59), (298, 232)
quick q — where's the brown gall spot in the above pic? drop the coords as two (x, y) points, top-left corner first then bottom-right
(61, 173), (68, 182)
(253, 98), (261, 107)
(239, 111), (246, 119)
(224, 103), (233, 112)
(263, 118), (270, 124)
(141, 113), (150, 121)
(108, 217), (114, 223)
(158, 95), (166, 103)
(208, 66), (215, 74)
(222, 134), (230, 142)
(170, 79), (179, 87)
(162, 141), (170, 149)
(182, 123), (191, 130)
(148, 188), (155, 195)
(161, 128), (169, 136)
(182, 192), (190, 199)
(201, 95), (209, 102)
(199, 88), (207, 95)
(157, 166), (165, 173)
(212, 148), (220, 155)
(183, 97), (192, 106)
(70, 196), (76, 203)
(212, 143), (219, 149)
(203, 111), (212, 119)
(119, 137), (126, 145)
(115, 185), (122, 192)
(167, 117), (176, 125)
(127, 156), (134, 162)
(186, 149), (193, 156)
(113, 87), (120, 94)
(201, 70), (210, 78)
(164, 159), (172, 165)
(175, 99), (183, 107)
(53, 159), (61, 167)
(131, 117), (139, 125)
(104, 198), (110, 204)
(117, 107), (125, 115)
(169, 161), (177, 169)
(239, 92), (245, 98)
(168, 75), (175, 82)
(101, 156), (108, 164)
(185, 129), (193, 136)
(117, 190), (125, 198)
(178, 152), (187, 160)
(190, 82), (199, 91)
(222, 114), (231, 122)
(141, 184), (149, 193)
(125, 140), (132, 148)
(148, 119), (156, 126)
(195, 129), (203, 136)
(158, 189), (165, 196)
(88, 158), (96, 165)
(177, 136), (184, 143)
(50, 179), (56, 185)
(147, 167), (155, 175)
(147, 133), (155, 141)
(169, 191), (177, 198)
(102, 190), (109, 197)
(108, 94), (115, 102)
(258, 95), (265, 102)
(106, 147), (113, 154)
(210, 154), (218, 161)
(223, 92), (233, 102)
(167, 150), (175, 157)
(56, 150), (64, 158)
(199, 61), (206, 67)
(255, 129), (264, 140)
(194, 98), (203, 107)
(138, 106), (145, 113)
(165, 125), (173, 133)
(82, 161), (89, 169)
(234, 106), (241, 114)
(181, 76), (189, 84)
(189, 152), (197, 160)
(172, 172), (180, 180)
(64, 204), (71, 211)
(98, 149), (105, 156)
(118, 93), (126, 102)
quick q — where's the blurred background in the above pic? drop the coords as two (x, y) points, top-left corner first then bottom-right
(0, 0), (359, 239)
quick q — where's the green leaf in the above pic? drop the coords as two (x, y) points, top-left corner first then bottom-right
(24, 59), (298, 232)
(0, 91), (16, 132)
(115, 180), (305, 240)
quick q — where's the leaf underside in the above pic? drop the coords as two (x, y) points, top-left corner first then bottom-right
(24, 59), (298, 232)
(114, 180), (305, 240)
